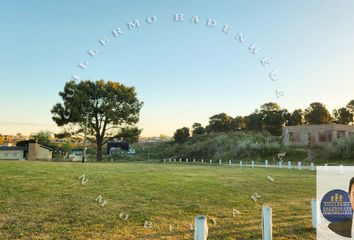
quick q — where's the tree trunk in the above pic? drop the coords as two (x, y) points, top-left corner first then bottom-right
(96, 142), (103, 161)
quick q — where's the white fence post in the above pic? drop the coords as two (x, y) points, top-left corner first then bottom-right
(169, 158), (171, 162)
(298, 162), (302, 170)
(179, 158), (182, 162)
(265, 160), (268, 168)
(240, 160), (243, 168)
(163, 158), (166, 162)
(262, 206), (272, 240)
(288, 161), (291, 170)
(210, 160), (212, 164)
(278, 161), (282, 168)
(194, 215), (208, 240)
(186, 158), (189, 163)
(201, 159), (204, 164)
(229, 160), (232, 166)
(193, 159), (196, 163)
(311, 199), (317, 229)
(251, 161), (255, 168)
(310, 162), (315, 171)
(219, 159), (222, 165)
(174, 158), (176, 162)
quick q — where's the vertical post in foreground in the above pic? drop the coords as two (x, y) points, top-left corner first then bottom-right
(298, 161), (302, 170)
(288, 161), (291, 170)
(310, 162), (315, 171)
(240, 160), (243, 168)
(82, 113), (89, 163)
(194, 215), (208, 240)
(262, 206), (272, 240)
(311, 199), (317, 229)
(229, 160), (232, 166)
(251, 160), (255, 168)
(265, 160), (268, 168)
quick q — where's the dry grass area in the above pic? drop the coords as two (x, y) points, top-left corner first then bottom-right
(0, 160), (316, 239)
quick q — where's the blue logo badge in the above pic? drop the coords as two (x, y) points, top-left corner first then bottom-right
(321, 189), (353, 223)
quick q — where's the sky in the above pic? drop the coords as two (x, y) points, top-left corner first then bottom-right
(0, 0), (353, 137)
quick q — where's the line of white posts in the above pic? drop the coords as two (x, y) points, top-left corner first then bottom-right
(193, 199), (318, 240)
(163, 158), (316, 171)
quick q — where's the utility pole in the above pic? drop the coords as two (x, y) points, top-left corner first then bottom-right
(82, 113), (89, 163)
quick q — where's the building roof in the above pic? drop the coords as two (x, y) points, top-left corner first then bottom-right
(283, 124), (354, 131)
(0, 146), (28, 151)
(39, 145), (53, 151)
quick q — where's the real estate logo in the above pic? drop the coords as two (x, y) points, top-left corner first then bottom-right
(320, 189), (352, 223)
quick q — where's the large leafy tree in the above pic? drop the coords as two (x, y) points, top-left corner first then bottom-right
(192, 123), (205, 136)
(116, 126), (142, 143)
(231, 116), (246, 130)
(206, 113), (233, 133)
(244, 111), (263, 132)
(347, 100), (354, 123)
(304, 102), (331, 125)
(347, 100), (354, 112)
(173, 127), (190, 143)
(32, 130), (53, 146)
(287, 109), (303, 126)
(260, 102), (286, 136)
(51, 80), (143, 161)
(333, 108), (353, 125)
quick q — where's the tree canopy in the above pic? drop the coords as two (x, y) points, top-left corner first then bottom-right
(304, 102), (331, 125)
(173, 127), (190, 143)
(51, 80), (143, 161)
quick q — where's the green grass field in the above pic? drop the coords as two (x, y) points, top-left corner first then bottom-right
(0, 160), (316, 240)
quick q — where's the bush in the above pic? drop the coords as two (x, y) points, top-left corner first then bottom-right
(327, 136), (354, 160)
(133, 131), (282, 161)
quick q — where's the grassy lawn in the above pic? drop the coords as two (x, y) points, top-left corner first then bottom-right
(0, 160), (315, 240)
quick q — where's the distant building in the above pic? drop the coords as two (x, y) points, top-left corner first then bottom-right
(283, 124), (354, 146)
(69, 148), (84, 161)
(0, 146), (27, 160)
(0, 142), (52, 160)
(107, 140), (129, 155)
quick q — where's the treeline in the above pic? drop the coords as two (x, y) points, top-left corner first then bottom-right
(174, 100), (354, 143)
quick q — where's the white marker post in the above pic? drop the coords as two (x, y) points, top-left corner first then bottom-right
(219, 159), (222, 165)
(311, 199), (317, 229)
(169, 158), (171, 162)
(229, 160), (232, 166)
(163, 158), (166, 162)
(262, 206), (272, 240)
(193, 159), (196, 163)
(174, 158), (176, 162)
(186, 158), (189, 163)
(251, 160), (255, 168)
(240, 160), (243, 168)
(298, 162), (302, 170)
(265, 160), (268, 168)
(210, 160), (212, 165)
(288, 161), (291, 170)
(278, 161), (282, 168)
(179, 158), (182, 162)
(194, 215), (208, 240)
(201, 159), (204, 164)
(310, 162), (315, 171)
